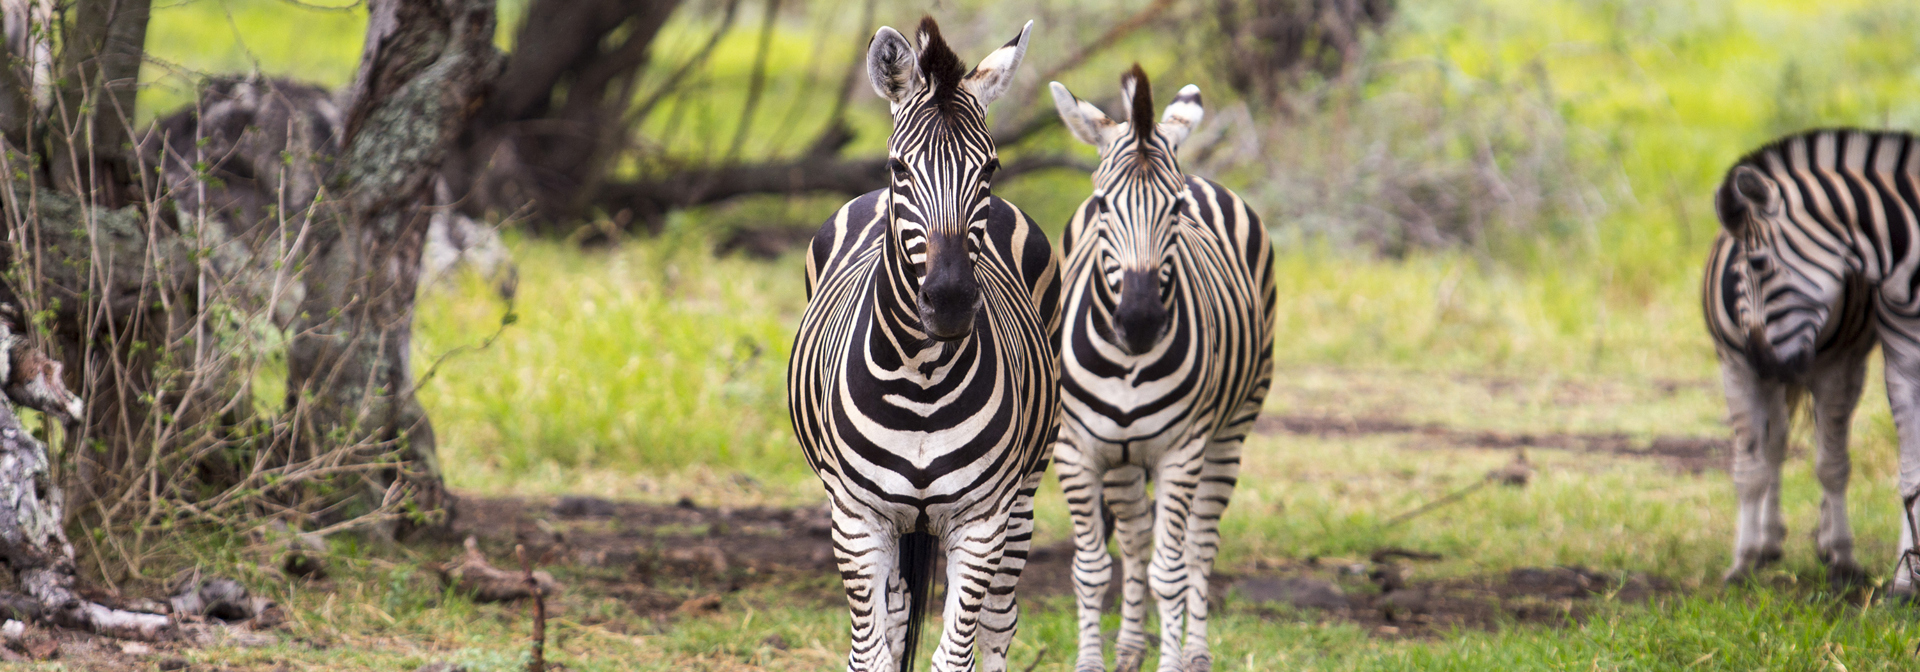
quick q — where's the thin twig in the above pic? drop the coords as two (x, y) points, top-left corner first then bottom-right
(518, 544), (548, 672)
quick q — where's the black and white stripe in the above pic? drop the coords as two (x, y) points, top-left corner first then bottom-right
(1701, 128), (1920, 590)
(787, 18), (1062, 672)
(1049, 66), (1275, 672)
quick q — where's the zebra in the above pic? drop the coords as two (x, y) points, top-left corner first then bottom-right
(1701, 128), (1920, 591)
(1048, 66), (1275, 672)
(787, 17), (1062, 672)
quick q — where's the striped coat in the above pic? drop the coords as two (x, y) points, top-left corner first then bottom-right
(787, 18), (1061, 672)
(1049, 68), (1275, 672)
(1701, 128), (1920, 592)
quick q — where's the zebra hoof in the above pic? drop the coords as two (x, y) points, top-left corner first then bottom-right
(1114, 649), (1145, 672)
(1825, 561), (1870, 591)
(1183, 655), (1212, 672)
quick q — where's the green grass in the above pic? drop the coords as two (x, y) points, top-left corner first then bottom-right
(116, 0), (1920, 669)
(413, 229), (808, 499)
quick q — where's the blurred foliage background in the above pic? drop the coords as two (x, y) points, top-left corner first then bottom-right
(130, 0), (1920, 496)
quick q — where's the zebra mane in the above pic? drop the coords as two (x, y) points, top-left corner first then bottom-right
(1718, 127), (1916, 226)
(1731, 127), (1914, 170)
(1128, 64), (1154, 152)
(917, 17), (967, 108)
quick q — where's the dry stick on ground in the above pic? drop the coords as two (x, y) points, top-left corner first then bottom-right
(518, 544), (547, 672)
(1381, 449), (1532, 528)
(1020, 645), (1050, 672)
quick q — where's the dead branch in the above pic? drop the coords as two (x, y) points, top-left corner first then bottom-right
(437, 537), (560, 603)
(598, 153), (1091, 225)
(517, 544), (547, 672)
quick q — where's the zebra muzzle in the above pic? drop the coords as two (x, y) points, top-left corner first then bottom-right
(918, 232), (982, 341)
(1744, 322), (1808, 380)
(1113, 270), (1169, 356)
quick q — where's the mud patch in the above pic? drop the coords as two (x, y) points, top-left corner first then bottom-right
(1229, 563), (1669, 638)
(1256, 414), (1727, 473)
(456, 496), (1675, 639)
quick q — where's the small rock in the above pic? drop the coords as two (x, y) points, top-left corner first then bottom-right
(0, 619), (21, 641)
(169, 574), (272, 622)
(676, 496), (698, 510)
(119, 641), (152, 655)
(675, 594), (722, 615)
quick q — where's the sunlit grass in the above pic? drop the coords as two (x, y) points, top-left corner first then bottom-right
(414, 229), (806, 498)
(128, 0), (1920, 668)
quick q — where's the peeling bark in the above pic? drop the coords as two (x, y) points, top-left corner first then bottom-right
(0, 319), (171, 641)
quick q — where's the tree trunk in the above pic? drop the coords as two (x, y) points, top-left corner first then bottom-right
(48, 0), (151, 207)
(284, 0), (502, 537)
(440, 0), (684, 228)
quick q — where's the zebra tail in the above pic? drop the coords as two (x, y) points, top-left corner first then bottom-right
(1785, 382), (1809, 426)
(898, 531), (938, 672)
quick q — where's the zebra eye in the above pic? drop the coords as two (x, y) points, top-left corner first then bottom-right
(982, 158), (1001, 182)
(1090, 194), (1107, 211)
(889, 158), (911, 181)
(1746, 253), (1771, 273)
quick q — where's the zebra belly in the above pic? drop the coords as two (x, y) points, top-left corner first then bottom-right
(1059, 377), (1214, 470)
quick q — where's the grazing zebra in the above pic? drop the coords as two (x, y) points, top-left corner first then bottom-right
(787, 18), (1062, 672)
(1701, 128), (1920, 591)
(1048, 67), (1275, 672)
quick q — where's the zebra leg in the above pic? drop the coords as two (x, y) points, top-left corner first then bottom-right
(1881, 342), (1920, 598)
(1176, 435), (1244, 672)
(1721, 357), (1790, 584)
(932, 517), (1009, 672)
(1148, 440), (1206, 672)
(1106, 466), (1155, 672)
(1057, 439), (1116, 672)
(1809, 350), (1869, 588)
(833, 504), (904, 672)
(978, 469), (1045, 672)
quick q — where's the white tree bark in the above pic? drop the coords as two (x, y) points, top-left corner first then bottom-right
(0, 319), (172, 641)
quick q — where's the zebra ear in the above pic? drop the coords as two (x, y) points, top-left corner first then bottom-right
(868, 26), (921, 112)
(961, 20), (1032, 109)
(1050, 81), (1119, 148)
(1158, 84), (1204, 149)
(1720, 165), (1780, 231)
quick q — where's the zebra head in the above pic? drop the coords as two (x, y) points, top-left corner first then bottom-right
(1715, 163), (1850, 380)
(868, 17), (1032, 341)
(1049, 65), (1203, 356)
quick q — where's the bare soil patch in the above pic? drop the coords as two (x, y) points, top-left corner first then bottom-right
(1224, 560), (1669, 639)
(1256, 413), (1727, 473)
(459, 495), (1676, 639)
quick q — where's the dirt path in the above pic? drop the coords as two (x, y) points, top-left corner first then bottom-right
(458, 495), (1672, 640)
(1255, 413), (1728, 473)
